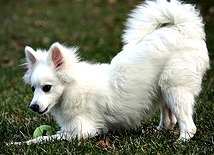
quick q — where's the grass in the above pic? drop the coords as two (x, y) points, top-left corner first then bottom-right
(0, 0), (213, 154)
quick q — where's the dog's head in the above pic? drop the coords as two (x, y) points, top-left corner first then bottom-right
(23, 42), (78, 114)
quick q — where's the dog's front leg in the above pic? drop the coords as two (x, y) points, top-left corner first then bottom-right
(10, 131), (71, 145)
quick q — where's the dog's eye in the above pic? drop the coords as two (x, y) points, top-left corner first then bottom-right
(31, 86), (35, 92)
(43, 85), (52, 92)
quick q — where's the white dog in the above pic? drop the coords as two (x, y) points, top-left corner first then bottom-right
(15, 0), (209, 145)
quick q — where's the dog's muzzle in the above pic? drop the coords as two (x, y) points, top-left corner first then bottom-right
(30, 103), (48, 114)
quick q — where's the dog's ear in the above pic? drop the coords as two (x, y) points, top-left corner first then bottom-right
(48, 42), (79, 83)
(49, 42), (64, 70)
(25, 46), (37, 69)
(23, 46), (37, 84)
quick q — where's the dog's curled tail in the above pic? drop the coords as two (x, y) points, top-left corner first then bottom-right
(122, 0), (205, 48)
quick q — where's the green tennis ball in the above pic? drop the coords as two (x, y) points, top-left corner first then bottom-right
(33, 125), (55, 138)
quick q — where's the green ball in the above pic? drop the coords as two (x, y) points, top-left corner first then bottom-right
(33, 125), (55, 138)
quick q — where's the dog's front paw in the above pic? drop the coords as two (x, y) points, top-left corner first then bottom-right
(56, 130), (64, 134)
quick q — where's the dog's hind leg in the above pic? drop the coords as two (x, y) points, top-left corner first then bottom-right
(157, 100), (177, 131)
(161, 87), (197, 141)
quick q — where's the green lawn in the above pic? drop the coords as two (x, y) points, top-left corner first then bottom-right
(0, 0), (213, 154)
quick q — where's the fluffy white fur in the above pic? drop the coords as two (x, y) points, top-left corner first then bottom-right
(15, 0), (209, 144)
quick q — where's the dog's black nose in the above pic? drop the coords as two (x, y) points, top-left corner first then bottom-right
(30, 104), (39, 112)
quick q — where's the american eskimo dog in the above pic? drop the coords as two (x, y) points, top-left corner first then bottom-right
(14, 0), (209, 144)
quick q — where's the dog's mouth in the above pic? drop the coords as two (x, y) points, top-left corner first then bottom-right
(38, 106), (49, 115)
(30, 103), (49, 114)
